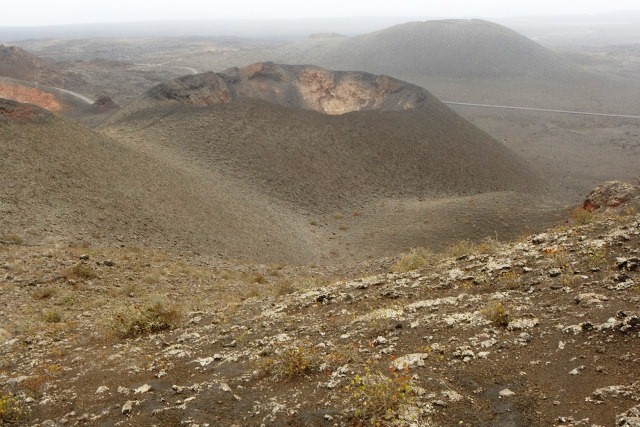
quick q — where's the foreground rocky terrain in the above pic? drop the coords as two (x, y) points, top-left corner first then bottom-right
(1, 181), (639, 426)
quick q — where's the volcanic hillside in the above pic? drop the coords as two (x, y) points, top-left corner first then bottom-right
(110, 62), (433, 119)
(104, 62), (541, 213)
(1, 65), (559, 264)
(0, 98), (324, 263)
(186, 20), (639, 113)
(277, 20), (575, 79)
(0, 44), (85, 88)
(97, 63), (559, 260)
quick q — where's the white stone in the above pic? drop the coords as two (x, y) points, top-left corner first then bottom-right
(95, 386), (109, 394)
(569, 366), (586, 376)
(195, 357), (215, 367)
(134, 384), (152, 394)
(499, 389), (516, 398)
(391, 353), (429, 370)
(122, 400), (136, 415)
(507, 318), (540, 331)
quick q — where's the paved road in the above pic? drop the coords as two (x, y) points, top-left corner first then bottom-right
(31, 80), (640, 120)
(53, 87), (94, 104)
(172, 66), (199, 75)
(135, 61), (199, 75)
(34, 82), (93, 104)
(443, 101), (640, 120)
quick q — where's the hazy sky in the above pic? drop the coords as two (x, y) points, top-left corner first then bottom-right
(3, 0), (640, 26)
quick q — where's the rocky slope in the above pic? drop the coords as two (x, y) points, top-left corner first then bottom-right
(0, 180), (639, 426)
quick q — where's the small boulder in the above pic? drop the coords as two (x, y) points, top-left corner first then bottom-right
(549, 268), (562, 278)
(122, 400), (136, 415)
(499, 389), (515, 398)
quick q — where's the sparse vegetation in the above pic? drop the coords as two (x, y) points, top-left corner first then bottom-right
(546, 247), (570, 270)
(53, 292), (76, 306)
(32, 286), (56, 300)
(483, 301), (511, 328)
(476, 237), (500, 255)
(392, 247), (433, 273)
(261, 340), (321, 381)
(446, 239), (475, 258)
(0, 392), (25, 424)
(276, 280), (296, 296)
(446, 238), (500, 258)
(21, 364), (63, 398)
(570, 206), (594, 225)
(42, 309), (63, 323)
(109, 299), (182, 338)
(251, 272), (266, 284)
(1, 234), (23, 245)
(584, 248), (608, 271)
(498, 270), (521, 290)
(347, 365), (416, 426)
(142, 272), (162, 284)
(65, 263), (97, 280)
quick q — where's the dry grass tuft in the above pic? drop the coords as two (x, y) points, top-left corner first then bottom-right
(32, 286), (56, 300)
(109, 299), (182, 338)
(0, 391), (26, 423)
(65, 263), (97, 280)
(446, 239), (475, 258)
(570, 207), (594, 225)
(392, 247), (433, 273)
(347, 365), (416, 426)
(483, 302), (511, 328)
(261, 340), (321, 381)
(42, 309), (63, 324)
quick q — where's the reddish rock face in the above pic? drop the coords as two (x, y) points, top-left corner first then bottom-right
(144, 63), (432, 115)
(583, 180), (640, 211)
(224, 62), (430, 115)
(0, 84), (62, 113)
(0, 98), (48, 121)
(93, 95), (118, 113)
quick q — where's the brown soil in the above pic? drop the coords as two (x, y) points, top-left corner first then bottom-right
(1, 193), (638, 426)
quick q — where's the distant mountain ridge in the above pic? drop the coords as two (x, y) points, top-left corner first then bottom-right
(277, 20), (576, 79)
(0, 44), (85, 87)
